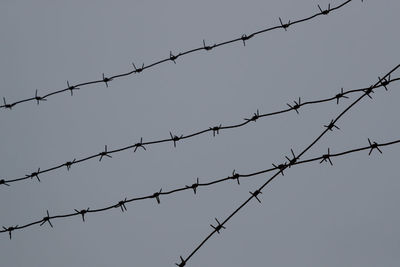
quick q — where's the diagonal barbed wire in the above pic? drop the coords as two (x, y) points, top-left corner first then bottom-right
(0, 0), (360, 111)
(1, 135), (399, 239)
(1, 76), (397, 188)
(175, 64), (399, 266)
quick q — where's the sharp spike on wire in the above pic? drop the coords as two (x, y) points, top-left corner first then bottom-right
(0, 179), (10, 186)
(318, 3), (331, 15)
(34, 89), (47, 105)
(74, 208), (90, 222)
(324, 120), (340, 131)
(320, 148), (333, 165)
(40, 210), (53, 228)
(210, 218), (225, 234)
(67, 80), (80, 96)
(99, 145), (112, 161)
(250, 190), (262, 203)
(134, 137), (146, 152)
(210, 124), (222, 137)
(153, 188), (162, 204)
(231, 170), (240, 185)
(102, 73), (112, 88)
(186, 178), (200, 195)
(65, 158), (76, 171)
(279, 17), (290, 31)
(368, 138), (383, 155)
(175, 256), (186, 267)
(170, 51), (178, 64)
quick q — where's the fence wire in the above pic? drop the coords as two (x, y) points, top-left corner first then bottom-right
(175, 64), (399, 267)
(2, 75), (397, 188)
(1, 135), (398, 239)
(0, 0), (359, 111)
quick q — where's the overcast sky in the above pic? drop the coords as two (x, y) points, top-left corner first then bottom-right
(1, 0), (400, 266)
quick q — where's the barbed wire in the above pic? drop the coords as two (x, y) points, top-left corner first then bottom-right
(1, 135), (398, 239)
(0, 0), (359, 111)
(1, 75), (397, 188)
(175, 64), (399, 266)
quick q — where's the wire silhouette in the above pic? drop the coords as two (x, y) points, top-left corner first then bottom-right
(0, 0), (359, 111)
(1, 136), (399, 239)
(176, 64), (399, 266)
(2, 76), (398, 188)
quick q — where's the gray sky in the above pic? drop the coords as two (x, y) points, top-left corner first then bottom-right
(1, 0), (400, 266)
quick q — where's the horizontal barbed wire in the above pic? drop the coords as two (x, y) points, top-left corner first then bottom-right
(175, 64), (399, 266)
(1, 135), (398, 239)
(0, 0), (359, 111)
(1, 75), (397, 188)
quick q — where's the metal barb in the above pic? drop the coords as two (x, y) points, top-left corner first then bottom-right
(40, 210), (53, 228)
(324, 119), (340, 131)
(3, 97), (13, 110)
(272, 163), (286, 176)
(210, 124), (222, 137)
(241, 34), (253, 46)
(287, 97), (301, 114)
(99, 145), (112, 161)
(250, 190), (262, 203)
(170, 51), (178, 64)
(186, 178), (200, 195)
(245, 109), (260, 122)
(210, 218), (225, 234)
(34, 89), (47, 105)
(116, 198), (128, 212)
(102, 73), (112, 88)
(153, 188), (162, 204)
(27, 168), (41, 182)
(203, 39), (213, 51)
(134, 137), (146, 152)
(74, 208), (89, 222)
(368, 138), (383, 155)
(279, 17), (290, 31)
(364, 86), (374, 99)
(379, 75), (391, 91)
(170, 132), (183, 148)
(175, 256), (186, 267)
(132, 62), (145, 73)
(320, 148), (333, 165)
(318, 4), (331, 15)
(67, 80), (80, 96)
(3, 226), (17, 240)
(285, 149), (297, 167)
(0, 179), (10, 186)
(231, 170), (240, 185)
(336, 88), (349, 104)
(65, 158), (76, 171)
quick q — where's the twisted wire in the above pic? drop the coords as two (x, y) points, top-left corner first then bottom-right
(1, 135), (399, 239)
(0, 0), (359, 111)
(2, 76), (397, 188)
(176, 64), (399, 266)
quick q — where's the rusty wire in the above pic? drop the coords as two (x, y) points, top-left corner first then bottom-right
(0, 0), (358, 111)
(1, 135), (399, 239)
(1, 76), (397, 188)
(175, 64), (399, 266)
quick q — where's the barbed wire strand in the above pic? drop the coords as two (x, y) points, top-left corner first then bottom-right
(175, 64), (399, 266)
(1, 76), (397, 188)
(0, 0), (359, 111)
(1, 135), (398, 239)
